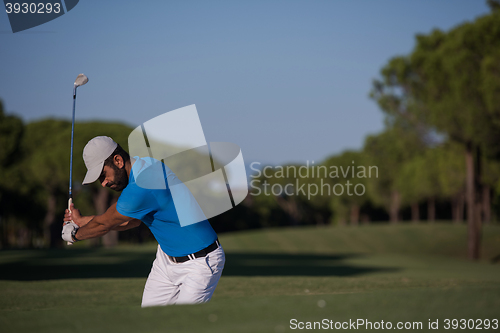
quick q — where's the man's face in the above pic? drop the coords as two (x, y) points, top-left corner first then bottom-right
(98, 161), (129, 191)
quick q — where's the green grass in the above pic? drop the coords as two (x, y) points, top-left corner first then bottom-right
(1, 223), (500, 333)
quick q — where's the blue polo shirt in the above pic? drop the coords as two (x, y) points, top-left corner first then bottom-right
(116, 157), (217, 257)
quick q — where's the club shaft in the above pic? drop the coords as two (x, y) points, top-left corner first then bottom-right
(69, 85), (77, 199)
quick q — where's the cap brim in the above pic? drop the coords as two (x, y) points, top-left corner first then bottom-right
(82, 161), (104, 185)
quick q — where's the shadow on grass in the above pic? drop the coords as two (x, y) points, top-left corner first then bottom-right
(0, 248), (155, 281)
(0, 249), (399, 281)
(222, 252), (399, 277)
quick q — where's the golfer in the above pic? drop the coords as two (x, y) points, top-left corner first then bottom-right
(62, 136), (225, 307)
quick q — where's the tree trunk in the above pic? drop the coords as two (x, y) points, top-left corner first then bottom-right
(315, 213), (325, 225)
(360, 214), (370, 224)
(350, 204), (359, 226)
(93, 188), (119, 248)
(18, 227), (31, 248)
(458, 192), (465, 222)
(389, 190), (400, 223)
(0, 215), (8, 249)
(93, 187), (109, 215)
(43, 191), (57, 248)
(452, 191), (465, 223)
(482, 185), (491, 224)
(90, 187), (107, 247)
(102, 229), (119, 248)
(452, 196), (457, 222)
(411, 202), (419, 223)
(465, 143), (481, 260)
(427, 197), (435, 223)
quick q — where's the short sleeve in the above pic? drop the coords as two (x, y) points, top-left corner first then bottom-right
(116, 183), (157, 221)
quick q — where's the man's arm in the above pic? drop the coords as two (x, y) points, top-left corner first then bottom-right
(64, 205), (140, 231)
(66, 202), (133, 241)
(112, 219), (142, 231)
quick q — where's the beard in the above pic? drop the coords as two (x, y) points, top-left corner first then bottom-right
(107, 164), (129, 191)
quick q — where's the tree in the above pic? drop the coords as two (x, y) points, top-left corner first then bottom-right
(363, 126), (426, 223)
(371, 7), (500, 259)
(0, 100), (30, 248)
(482, 158), (500, 223)
(434, 143), (467, 223)
(370, 53), (433, 223)
(19, 119), (133, 247)
(410, 11), (500, 259)
(397, 153), (435, 222)
(397, 143), (467, 223)
(323, 150), (369, 225)
(21, 119), (74, 247)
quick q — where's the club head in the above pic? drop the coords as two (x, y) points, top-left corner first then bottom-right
(74, 74), (89, 87)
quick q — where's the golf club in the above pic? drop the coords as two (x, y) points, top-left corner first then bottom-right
(66, 73), (89, 245)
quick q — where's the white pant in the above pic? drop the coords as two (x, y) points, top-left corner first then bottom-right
(141, 244), (225, 307)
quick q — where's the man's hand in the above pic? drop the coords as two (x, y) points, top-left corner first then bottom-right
(64, 203), (94, 228)
(62, 222), (79, 243)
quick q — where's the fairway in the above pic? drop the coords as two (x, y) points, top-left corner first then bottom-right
(1, 223), (500, 333)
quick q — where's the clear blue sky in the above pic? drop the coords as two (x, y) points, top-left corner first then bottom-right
(0, 0), (490, 166)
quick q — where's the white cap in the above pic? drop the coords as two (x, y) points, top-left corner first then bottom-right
(82, 136), (118, 185)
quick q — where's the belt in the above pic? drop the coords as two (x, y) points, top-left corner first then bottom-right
(168, 239), (220, 263)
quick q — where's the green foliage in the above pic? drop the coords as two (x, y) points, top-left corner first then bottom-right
(0, 100), (24, 198)
(21, 119), (72, 194)
(480, 47), (500, 133)
(488, 0), (500, 12)
(322, 150), (370, 223)
(18, 119), (133, 212)
(0, 100), (24, 205)
(370, 8), (500, 232)
(363, 126), (426, 209)
(0, 101), (23, 170)
(0, 115), (135, 248)
(411, 13), (500, 156)
(434, 143), (467, 198)
(397, 143), (466, 205)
